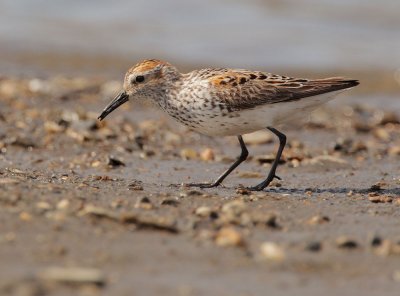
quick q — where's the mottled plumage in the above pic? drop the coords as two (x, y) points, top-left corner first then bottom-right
(98, 59), (359, 190)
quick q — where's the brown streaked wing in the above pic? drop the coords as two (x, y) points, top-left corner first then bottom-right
(208, 71), (359, 110)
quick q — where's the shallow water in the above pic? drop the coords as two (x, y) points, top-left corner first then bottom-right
(1, 0), (400, 74)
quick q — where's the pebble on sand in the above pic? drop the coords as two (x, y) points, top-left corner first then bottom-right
(368, 193), (393, 203)
(373, 240), (400, 257)
(134, 197), (154, 210)
(215, 227), (244, 247)
(194, 206), (212, 217)
(19, 211), (32, 221)
(200, 148), (215, 161)
(260, 242), (285, 261)
(180, 148), (198, 160)
(37, 267), (106, 286)
(307, 215), (330, 225)
(335, 236), (359, 249)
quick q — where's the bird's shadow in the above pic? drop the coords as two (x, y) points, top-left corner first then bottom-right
(171, 183), (400, 195)
(263, 187), (400, 195)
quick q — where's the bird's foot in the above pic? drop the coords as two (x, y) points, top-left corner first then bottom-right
(247, 174), (281, 191)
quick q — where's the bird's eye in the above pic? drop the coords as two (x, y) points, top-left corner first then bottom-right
(135, 75), (145, 83)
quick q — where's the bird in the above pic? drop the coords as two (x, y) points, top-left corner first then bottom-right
(98, 59), (359, 191)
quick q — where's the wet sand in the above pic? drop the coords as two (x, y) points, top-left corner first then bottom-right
(0, 76), (400, 296)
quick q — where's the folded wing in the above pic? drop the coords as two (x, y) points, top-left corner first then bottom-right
(208, 70), (359, 110)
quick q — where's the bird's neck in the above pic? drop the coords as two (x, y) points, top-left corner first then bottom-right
(154, 79), (183, 111)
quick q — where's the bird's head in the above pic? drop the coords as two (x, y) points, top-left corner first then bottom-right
(98, 59), (180, 121)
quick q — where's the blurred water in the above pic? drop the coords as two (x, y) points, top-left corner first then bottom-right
(0, 0), (399, 72)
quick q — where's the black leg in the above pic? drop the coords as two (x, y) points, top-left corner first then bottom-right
(187, 135), (249, 188)
(248, 127), (286, 191)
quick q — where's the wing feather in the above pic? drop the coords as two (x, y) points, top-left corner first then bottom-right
(207, 70), (359, 110)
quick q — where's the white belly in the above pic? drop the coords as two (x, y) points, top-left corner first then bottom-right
(190, 91), (344, 136)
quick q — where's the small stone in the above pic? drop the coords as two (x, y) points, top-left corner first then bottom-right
(195, 206), (212, 217)
(9, 168), (24, 174)
(260, 242), (285, 261)
(180, 190), (203, 197)
(94, 175), (114, 181)
(79, 205), (119, 220)
(369, 181), (386, 192)
(36, 201), (52, 211)
(251, 212), (280, 229)
(91, 160), (101, 168)
(139, 150), (155, 159)
(180, 149), (198, 160)
(349, 141), (368, 154)
(221, 200), (247, 217)
(269, 180), (282, 187)
(66, 129), (87, 142)
(37, 267), (106, 286)
(19, 211), (32, 221)
(235, 186), (251, 195)
(219, 205), (252, 226)
(307, 155), (349, 168)
(200, 148), (215, 161)
(336, 236), (358, 249)
(209, 211), (219, 219)
(128, 180), (144, 191)
(44, 121), (64, 133)
(215, 227), (244, 247)
(264, 215), (280, 229)
(372, 127), (390, 141)
(374, 240), (400, 257)
(81, 205), (177, 232)
(368, 194), (393, 203)
(370, 236), (382, 247)
(56, 199), (70, 210)
(160, 198), (180, 207)
(134, 197), (153, 210)
(120, 212), (178, 233)
(107, 156), (125, 167)
(378, 111), (400, 125)
(307, 215), (330, 225)
(290, 159), (301, 168)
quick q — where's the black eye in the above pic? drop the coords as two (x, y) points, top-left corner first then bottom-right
(135, 75), (145, 83)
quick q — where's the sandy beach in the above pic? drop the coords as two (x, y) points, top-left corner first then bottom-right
(0, 74), (399, 295)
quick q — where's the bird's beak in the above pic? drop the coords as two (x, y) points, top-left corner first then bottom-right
(98, 91), (129, 121)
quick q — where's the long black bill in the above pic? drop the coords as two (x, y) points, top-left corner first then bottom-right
(98, 91), (129, 121)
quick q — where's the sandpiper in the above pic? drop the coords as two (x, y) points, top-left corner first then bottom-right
(98, 59), (359, 191)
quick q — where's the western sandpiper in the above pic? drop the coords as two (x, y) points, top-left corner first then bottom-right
(98, 59), (359, 191)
